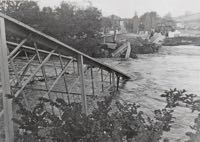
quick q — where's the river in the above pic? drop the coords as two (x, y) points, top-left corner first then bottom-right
(103, 45), (200, 141)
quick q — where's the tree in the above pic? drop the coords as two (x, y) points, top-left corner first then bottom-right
(0, 0), (40, 28)
(53, 2), (102, 53)
(138, 23), (145, 31)
(0, 0), (103, 56)
(101, 15), (121, 34)
(102, 17), (113, 33)
(144, 13), (151, 31)
(140, 12), (160, 31)
(133, 12), (140, 33)
(164, 12), (172, 20)
(74, 6), (102, 38)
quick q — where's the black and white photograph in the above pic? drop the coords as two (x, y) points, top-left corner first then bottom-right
(0, 0), (200, 141)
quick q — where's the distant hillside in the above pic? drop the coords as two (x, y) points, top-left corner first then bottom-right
(175, 13), (200, 22)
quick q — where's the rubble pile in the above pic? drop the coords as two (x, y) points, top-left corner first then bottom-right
(95, 33), (164, 58)
(129, 37), (161, 54)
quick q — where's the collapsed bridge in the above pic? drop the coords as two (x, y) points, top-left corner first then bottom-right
(0, 13), (130, 142)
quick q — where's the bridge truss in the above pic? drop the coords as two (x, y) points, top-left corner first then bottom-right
(0, 13), (130, 142)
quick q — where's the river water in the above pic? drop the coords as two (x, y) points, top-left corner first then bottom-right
(103, 45), (200, 141)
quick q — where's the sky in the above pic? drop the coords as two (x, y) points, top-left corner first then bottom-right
(38, 0), (200, 18)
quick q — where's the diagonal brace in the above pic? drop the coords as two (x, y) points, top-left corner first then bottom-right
(8, 38), (28, 60)
(44, 59), (73, 98)
(13, 50), (55, 98)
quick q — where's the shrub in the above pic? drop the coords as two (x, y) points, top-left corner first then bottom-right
(160, 88), (200, 142)
(7, 90), (179, 142)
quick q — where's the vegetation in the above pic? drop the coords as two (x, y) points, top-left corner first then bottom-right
(5, 89), (182, 142)
(5, 88), (200, 142)
(124, 11), (176, 33)
(102, 15), (121, 34)
(1, 1), (200, 142)
(129, 37), (160, 54)
(0, 0), (103, 56)
(160, 88), (200, 142)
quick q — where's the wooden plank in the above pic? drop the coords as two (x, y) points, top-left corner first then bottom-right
(116, 76), (120, 91)
(19, 54), (36, 81)
(0, 110), (4, 119)
(52, 57), (58, 77)
(34, 43), (55, 114)
(110, 73), (112, 85)
(112, 71), (115, 87)
(9, 54), (29, 109)
(34, 42), (49, 90)
(72, 60), (75, 73)
(77, 55), (88, 115)
(13, 50), (55, 98)
(59, 53), (70, 103)
(11, 86), (102, 97)
(90, 68), (95, 96)
(8, 38), (28, 60)
(67, 66), (88, 97)
(7, 41), (74, 60)
(0, 17), (14, 142)
(113, 30), (117, 42)
(45, 59), (73, 98)
(8, 50), (21, 63)
(101, 69), (104, 92)
(112, 42), (128, 57)
(77, 56), (80, 75)
(125, 42), (131, 59)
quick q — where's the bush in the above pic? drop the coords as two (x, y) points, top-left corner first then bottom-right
(160, 88), (200, 142)
(8, 90), (180, 142)
(10, 88), (200, 141)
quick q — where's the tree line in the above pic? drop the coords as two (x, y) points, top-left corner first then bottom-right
(0, 0), (108, 55)
(0, 0), (176, 55)
(124, 12), (176, 34)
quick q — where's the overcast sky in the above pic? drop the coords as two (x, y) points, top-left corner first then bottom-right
(38, 0), (200, 18)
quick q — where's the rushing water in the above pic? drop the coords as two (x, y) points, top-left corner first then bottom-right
(103, 45), (200, 141)
(123, 45), (200, 94)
